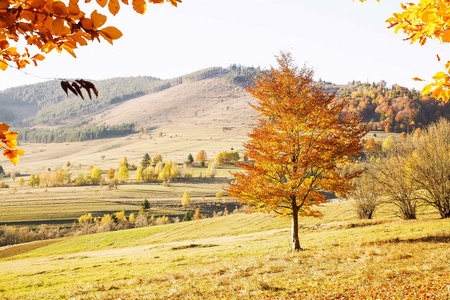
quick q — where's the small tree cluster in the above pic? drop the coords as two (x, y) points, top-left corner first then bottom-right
(362, 118), (450, 219)
(215, 151), (240, 165)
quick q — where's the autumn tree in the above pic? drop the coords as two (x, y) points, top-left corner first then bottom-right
(227, 53), (367, 251)
(107, 168), (115, 181)
(153, 154), (163, 165)
(349, 167), (381, 219)
(181, 191), (190, 207)
(408, 118), (450, 218)
(135, 166), (143, 182)
(118, 165), (129, 182)
(29, 173), (39, 187)
(196, 150), (207, 162)
(368, 143), (419, 220)
(119, 156), (128, 169)
(89, 167), (103, 184)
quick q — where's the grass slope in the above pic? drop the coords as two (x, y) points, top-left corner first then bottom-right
(1, 202), (449, 299)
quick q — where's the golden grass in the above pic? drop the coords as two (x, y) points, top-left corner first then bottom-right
(0, 209), (449, 299)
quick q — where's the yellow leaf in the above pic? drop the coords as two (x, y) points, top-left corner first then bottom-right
(132, 0), (146, 14)
(0, 60), (7, 71)
(52, 18), (65, 35)
(108, 0), (120, 16)
(91, 10), (107, 28)
(3, 149), (24, 166)
(432, 71), (447, 81)
(96, 0), (107, 8)
(52, 1), (68, 15)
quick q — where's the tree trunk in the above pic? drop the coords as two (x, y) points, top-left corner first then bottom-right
(291, 205), (302, 251)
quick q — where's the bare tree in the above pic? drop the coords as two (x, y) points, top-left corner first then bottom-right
(369, 144), (419, 219)
(408, 119), (450, 218)
(349, 170), (381, 219)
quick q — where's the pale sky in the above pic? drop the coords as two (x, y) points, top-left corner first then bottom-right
(0, 0), (447, 91)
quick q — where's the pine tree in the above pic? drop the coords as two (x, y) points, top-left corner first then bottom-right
(141, 153), (151, 168)
(187, 153), (194, 164)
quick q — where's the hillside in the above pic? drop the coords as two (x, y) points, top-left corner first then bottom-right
(1, 66), (346, 140)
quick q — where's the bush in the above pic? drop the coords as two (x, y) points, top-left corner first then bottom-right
(183, 211), (193, 221)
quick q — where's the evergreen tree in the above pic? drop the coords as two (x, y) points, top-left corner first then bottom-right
(187, 153), (194, 164)
(141, 153), (151, 168)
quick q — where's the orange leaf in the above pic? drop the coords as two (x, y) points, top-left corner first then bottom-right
(108, 0), (120, 16)
(80, 17), (94, 30)
(413, 77), (424, 81)
(132, 0), (146, 14)
(52, 18), (65, 35)
(442, 30), (450, 43)
(91, 10), (107, 28)
(44, 16), (54, 32)
(96, 0), (107, 8)
(0, 123), (9, 132)
(33, 54), (45, 61)
(52, 1), (68, 15)
(437, 54), (441, 62)
(121, 0), (128, 4)
(29, 0), (46, 9)
(68, 0), (80, 16)
(0, 0), (9, 9)
(62, 44), (76, 58)
(99, 26), (122, 44)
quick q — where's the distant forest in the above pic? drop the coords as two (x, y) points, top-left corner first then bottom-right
(339, 81), (450, 132)
(15, 122), (135, 143)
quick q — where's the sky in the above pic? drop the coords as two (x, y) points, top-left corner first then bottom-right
(0, 0), (447, 91)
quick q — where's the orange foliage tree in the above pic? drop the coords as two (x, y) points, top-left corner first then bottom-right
(358, 0), (450, 102)
(227, 53), (368, 251)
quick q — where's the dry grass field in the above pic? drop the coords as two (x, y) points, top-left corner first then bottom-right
(0, 203), (449, 299)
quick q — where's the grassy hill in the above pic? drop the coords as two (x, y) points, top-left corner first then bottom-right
(0, 202), (449, 299)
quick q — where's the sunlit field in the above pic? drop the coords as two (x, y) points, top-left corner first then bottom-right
(1, 203), (449, 299)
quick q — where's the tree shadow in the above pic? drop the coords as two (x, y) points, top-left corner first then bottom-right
(368, 234), (450, 245)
